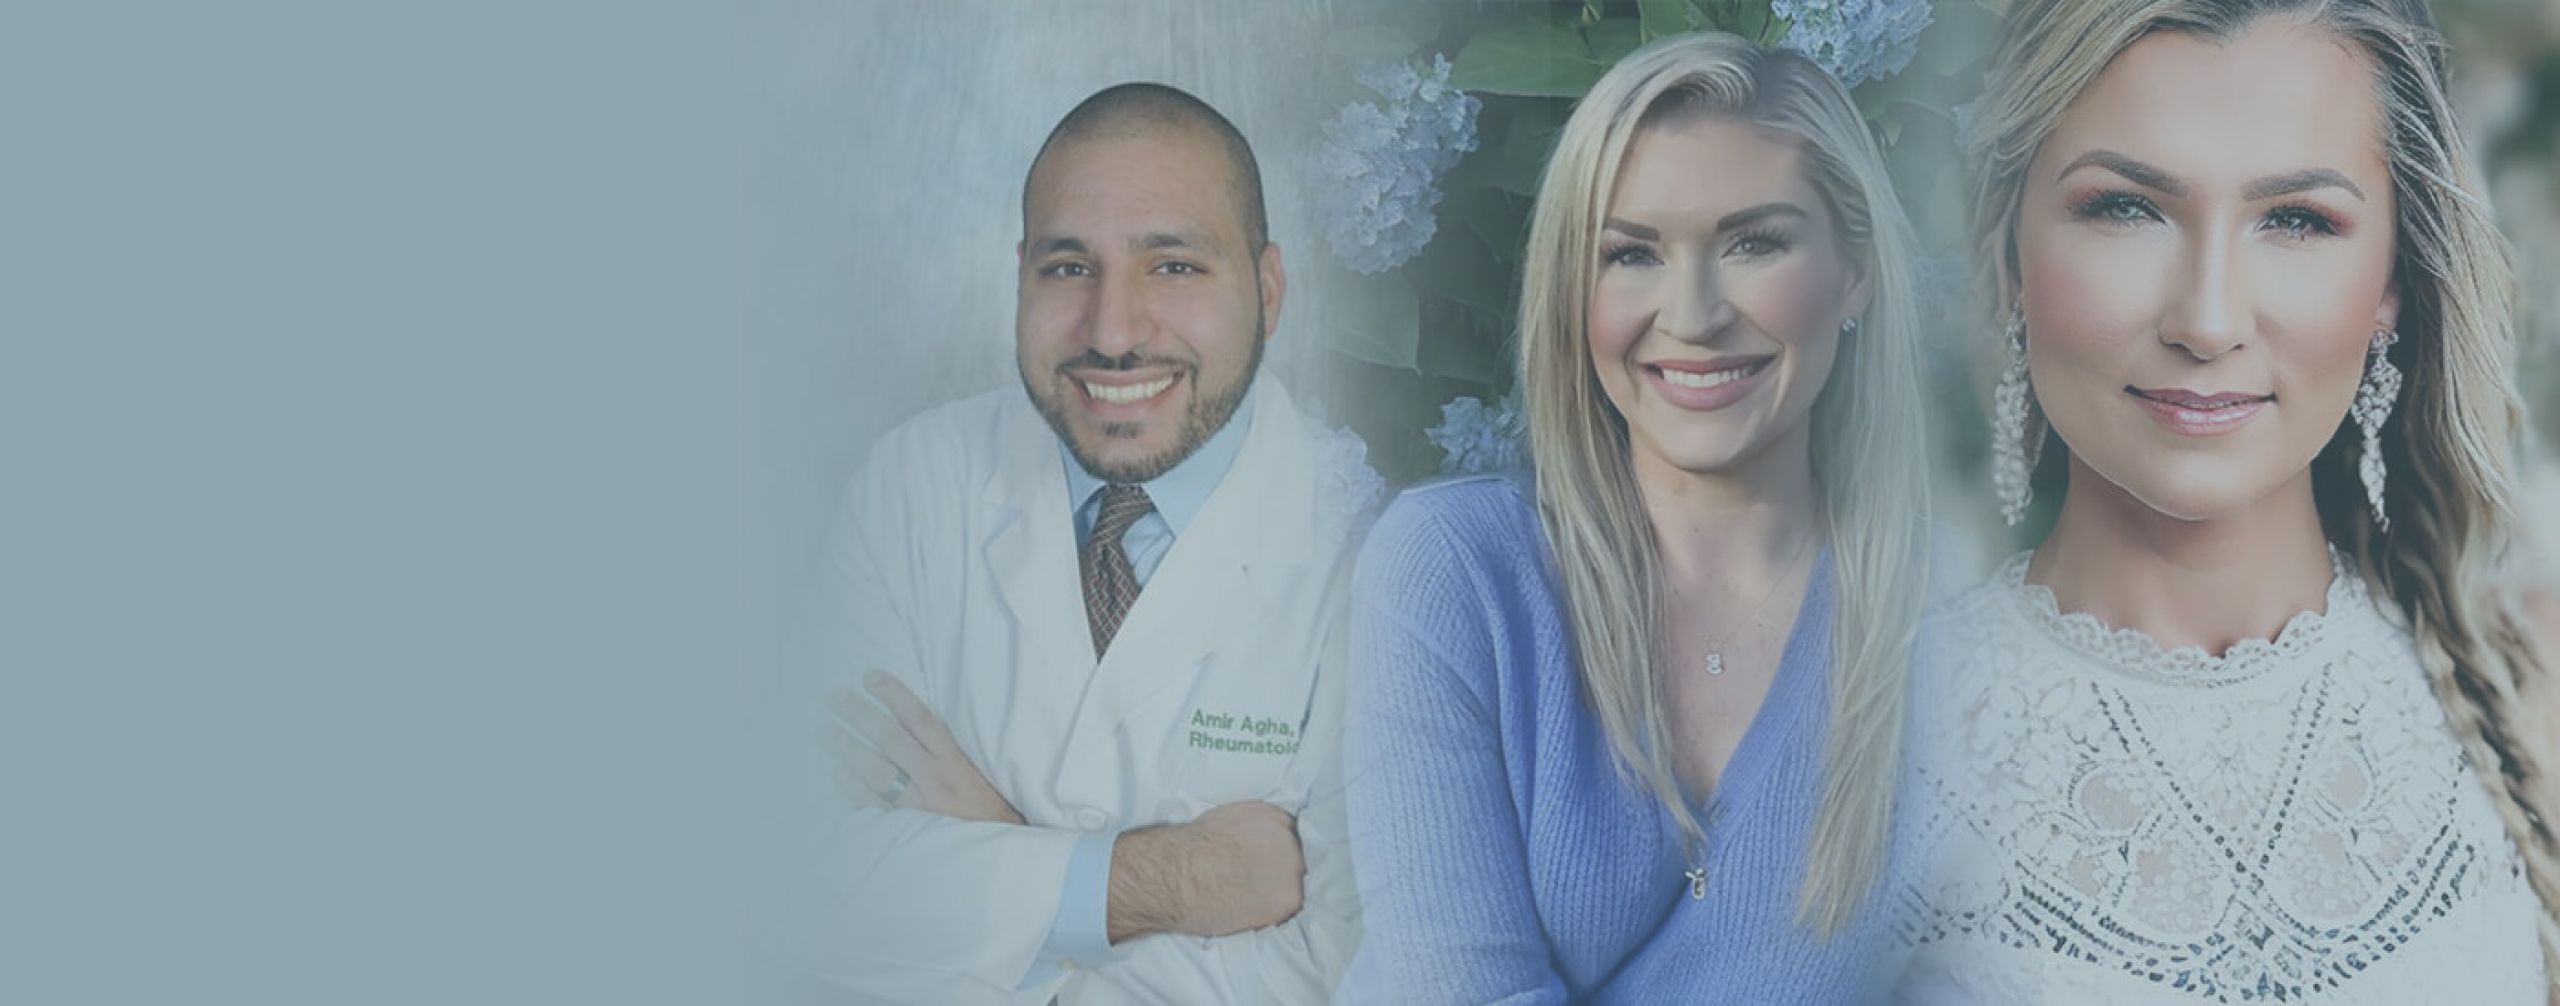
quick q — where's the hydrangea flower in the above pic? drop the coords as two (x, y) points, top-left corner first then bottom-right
(1771, 0), (1934, 88)
(1424, 393), (1528, 476)
(1313, 420), (1390, 530)
(1308, 55), (1482, 275)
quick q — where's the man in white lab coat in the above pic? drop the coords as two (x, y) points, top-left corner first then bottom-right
(795, 82), (1371, 1004)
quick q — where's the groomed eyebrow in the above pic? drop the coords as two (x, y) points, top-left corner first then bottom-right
(1602, 203), (1806, 241)
(2056, 150), (2368, 203)
(1029, 236), (1090, 258)
(1602, 217), (1659, 241)
(2244, 168), (2365, 202)
(2056, 149), (2187, 196)
(1716, 202), (1807, 231)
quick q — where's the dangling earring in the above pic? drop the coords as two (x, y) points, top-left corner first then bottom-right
(2354, 329), (2402, 533)
(1992, 306), (2041, 526)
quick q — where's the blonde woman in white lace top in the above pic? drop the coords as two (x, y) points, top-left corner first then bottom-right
(1898, 0), (2560, 1002)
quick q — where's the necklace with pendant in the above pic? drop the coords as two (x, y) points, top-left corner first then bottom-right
(1677, 535), (1817, 899)
(1695, 534), (1816, 677)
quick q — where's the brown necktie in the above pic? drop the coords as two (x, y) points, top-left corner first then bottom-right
(1080, 484), (1155, 658)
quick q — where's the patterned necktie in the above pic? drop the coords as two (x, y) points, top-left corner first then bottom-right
(1080, 484), (1155, 658)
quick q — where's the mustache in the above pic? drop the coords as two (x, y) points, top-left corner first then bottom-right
(1055, 349), (1188, 372)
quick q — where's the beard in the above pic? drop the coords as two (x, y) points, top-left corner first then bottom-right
(1023, 311), (1265, 485)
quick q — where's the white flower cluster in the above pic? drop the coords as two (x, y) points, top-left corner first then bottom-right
(1424, 393), (1528, 476)
(1309, 55), (1482, 275)
(1771, 0), (1934, 88)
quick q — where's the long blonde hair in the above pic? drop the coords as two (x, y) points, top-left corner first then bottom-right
(1517, 31), (1932, 932)
(1970, 0), (2560, 963)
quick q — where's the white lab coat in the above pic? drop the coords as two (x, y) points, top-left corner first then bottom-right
(793, 378), (1364, 1004)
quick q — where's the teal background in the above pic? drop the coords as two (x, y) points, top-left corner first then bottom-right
(7, 2), (771, 1002)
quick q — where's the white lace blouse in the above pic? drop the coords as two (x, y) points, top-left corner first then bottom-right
(1897, 552), (2548, 1003)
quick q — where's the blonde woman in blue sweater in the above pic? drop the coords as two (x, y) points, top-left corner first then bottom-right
(1339, 31), (1933, 1004)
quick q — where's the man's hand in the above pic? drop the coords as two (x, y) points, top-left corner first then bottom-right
(1106, 800), (1305, 943)
(824, 671), (1024, 826)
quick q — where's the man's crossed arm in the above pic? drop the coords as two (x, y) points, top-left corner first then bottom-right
(824, 672), (1307, 946)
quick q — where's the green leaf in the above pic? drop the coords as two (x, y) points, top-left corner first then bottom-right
(1854, 85), (1888, 120)
(1859, 92), (1918, 147)
(1442, 99), (1572, 197)
(1438, 184), (1533, 267)
(1636, 0), (1698, 42)
(1317, 264), (1421, 370)
(1402, 226), (1511, 320)
(1325, 24), (1424, 65)
(1450, 16), (1604, 97)
(1758, 11), (1793, 46)
(1586, 16), (1643, 63)
(1418, 311), (1508, 386)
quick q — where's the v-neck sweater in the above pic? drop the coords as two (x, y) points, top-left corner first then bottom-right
(1337, 475), (1900, 1004)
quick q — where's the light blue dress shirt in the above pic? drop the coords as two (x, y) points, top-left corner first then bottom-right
(1022, 395), (1255, 986)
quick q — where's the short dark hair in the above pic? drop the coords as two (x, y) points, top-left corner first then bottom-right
(1022, 82), (1269, 254)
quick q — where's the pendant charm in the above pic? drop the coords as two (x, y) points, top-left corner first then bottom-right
(1705, 651), (1724, 676)
(1685, 866), (1708, 900)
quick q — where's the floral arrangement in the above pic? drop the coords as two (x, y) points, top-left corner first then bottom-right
(1424, 392), (1528, 477)
(1309, 56), (1484, 275)
(1771, 0), (1933, 87)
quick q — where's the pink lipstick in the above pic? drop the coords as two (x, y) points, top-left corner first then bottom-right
(1642, 356), (1774, 412)
(2126, 385), (2271, 436)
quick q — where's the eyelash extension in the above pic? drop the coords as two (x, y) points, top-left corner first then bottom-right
(2063, 190), (2347, 240)
(1601, 240), (1658, 266)
(2262, 204), (2342, 239)
(2068, 190), (2159, 226)
(1727, 225), (1792, 257)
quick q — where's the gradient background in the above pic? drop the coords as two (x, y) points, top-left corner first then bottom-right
(12, 2), (756, 1003)
(10, 1), (2555, 1003)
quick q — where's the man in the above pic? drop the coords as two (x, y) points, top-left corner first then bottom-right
(797, 82), (1368, 1003)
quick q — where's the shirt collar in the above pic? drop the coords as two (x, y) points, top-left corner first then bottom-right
(1059, 386), (1256, 539)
